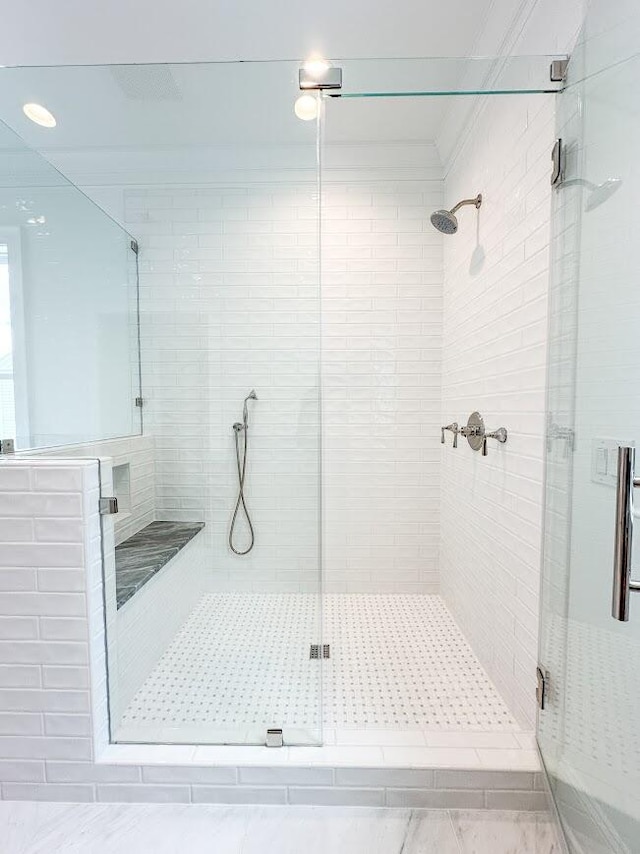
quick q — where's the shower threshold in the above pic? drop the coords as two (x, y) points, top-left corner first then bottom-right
(98, 729), (544, 810)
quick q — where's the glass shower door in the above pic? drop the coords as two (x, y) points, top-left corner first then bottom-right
(539, 7), (640, 851)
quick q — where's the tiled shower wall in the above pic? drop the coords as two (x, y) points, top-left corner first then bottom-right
(322, 171), (443, 593)
(128, 154), (443, 594)
(439, 94), (556, 728)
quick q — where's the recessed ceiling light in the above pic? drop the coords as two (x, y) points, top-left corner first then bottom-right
(22, 103), (57, 128)
(294, 94), (318, 122)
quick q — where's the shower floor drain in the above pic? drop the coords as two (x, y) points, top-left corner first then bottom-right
(310, 644), (330, 660)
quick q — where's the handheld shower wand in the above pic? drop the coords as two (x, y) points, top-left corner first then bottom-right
(229, 390), (258, 555)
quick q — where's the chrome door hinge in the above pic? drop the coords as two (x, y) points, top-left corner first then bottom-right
(536, 666), (549, 710)
(135, 397), (144, 408)
(130, 239), (139, 255)
(99, 497), (119, 516)
(551, 139), (565, 187)
(550, 58), (569, 83)
(265, 728), (284, 748)
(0, 438), (15, 455)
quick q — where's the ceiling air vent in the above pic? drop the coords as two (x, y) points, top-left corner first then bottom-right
(110, 65), (182, 101)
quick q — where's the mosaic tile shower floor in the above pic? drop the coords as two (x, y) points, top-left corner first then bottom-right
(117, 594), (520, 743)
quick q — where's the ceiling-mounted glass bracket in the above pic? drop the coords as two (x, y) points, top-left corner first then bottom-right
(299, 66), (342, 91)
(550, 58), (569, 83)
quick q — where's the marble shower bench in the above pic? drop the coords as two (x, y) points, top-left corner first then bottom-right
(115, 520), (205, 608)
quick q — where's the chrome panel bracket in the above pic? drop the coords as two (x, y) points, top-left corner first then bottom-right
(612, 446), (640, 621)
(550, 58), (569, 83)
(0, 438), (15, 455)
(99, 497), (119, 516)
(299, 66), (342, 91)
(546, 415), (575, 456)
(266, 728), (284, 748)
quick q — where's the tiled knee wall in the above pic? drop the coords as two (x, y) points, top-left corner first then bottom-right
(0, 458), (101, 790)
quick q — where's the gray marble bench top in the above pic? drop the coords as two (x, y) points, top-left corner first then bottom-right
(115, 521), (205, 609)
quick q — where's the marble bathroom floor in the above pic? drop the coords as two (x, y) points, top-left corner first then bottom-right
(0, 802), (563, 854)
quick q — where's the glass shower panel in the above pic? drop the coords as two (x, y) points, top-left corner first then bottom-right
(333, 55), (567, 98)
(0, 118), (141, 450)
(539, 7), (640, 851)
(0, 61), (323, 747)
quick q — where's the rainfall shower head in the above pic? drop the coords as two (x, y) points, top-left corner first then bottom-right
(430, 194), (482, 234)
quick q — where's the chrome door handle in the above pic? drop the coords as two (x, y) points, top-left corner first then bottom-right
(612, 446), (640, 621)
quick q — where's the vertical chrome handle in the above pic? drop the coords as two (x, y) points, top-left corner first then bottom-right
(612, 446), (640, 621)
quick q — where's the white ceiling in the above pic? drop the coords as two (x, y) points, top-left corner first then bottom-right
(0, 0), (495, 67)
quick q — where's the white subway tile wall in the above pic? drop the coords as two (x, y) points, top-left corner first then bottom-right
(322, 180), (443, 593)
(439, 94), (556, 728)
(127, 175), (443, 594)
(0, 459), (98, 788)
(129, 184), (322, 594)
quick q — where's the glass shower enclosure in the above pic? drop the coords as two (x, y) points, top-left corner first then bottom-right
(0, 117), (141, 450)
(0, 55), (569, 752)
(538, 4), (640, 851)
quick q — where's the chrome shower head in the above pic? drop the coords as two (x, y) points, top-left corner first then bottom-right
(430, 194), (482, 235)
(430, 209), (459, 234)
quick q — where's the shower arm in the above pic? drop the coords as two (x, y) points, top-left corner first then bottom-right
(450, 195), (483, 215)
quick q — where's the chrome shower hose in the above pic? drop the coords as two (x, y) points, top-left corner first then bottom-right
(228, 424), (255, 555)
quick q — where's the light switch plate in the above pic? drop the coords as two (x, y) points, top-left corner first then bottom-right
(591, 438), (635, 486)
